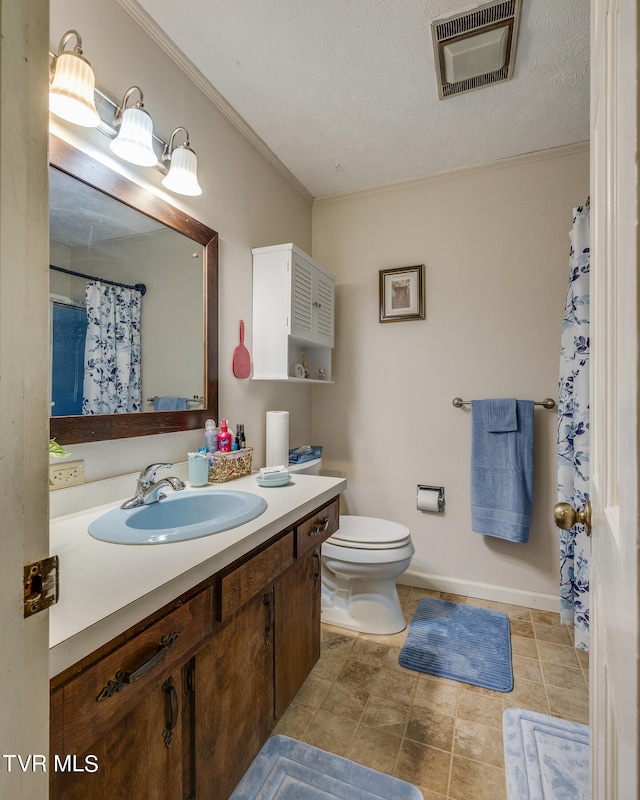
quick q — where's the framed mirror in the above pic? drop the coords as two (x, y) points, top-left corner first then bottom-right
(49, 135), (218, 444)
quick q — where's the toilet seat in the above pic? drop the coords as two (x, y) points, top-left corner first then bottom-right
(327, 515), (411, 550)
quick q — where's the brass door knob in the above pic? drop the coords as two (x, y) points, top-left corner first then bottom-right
(554, 500), (592, 537)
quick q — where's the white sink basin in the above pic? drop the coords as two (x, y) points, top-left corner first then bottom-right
(88, 488), (268, 545)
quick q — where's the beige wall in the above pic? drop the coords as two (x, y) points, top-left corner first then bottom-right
(50, 0), (314, 481)
(311, 146), (589, 608)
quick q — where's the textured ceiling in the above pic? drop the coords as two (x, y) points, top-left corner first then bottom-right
(125, 0), (590, 198)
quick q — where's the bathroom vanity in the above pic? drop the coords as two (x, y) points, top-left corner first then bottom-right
(48, 471), (344, 800)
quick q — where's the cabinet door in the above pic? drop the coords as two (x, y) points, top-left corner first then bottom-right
(50, 664), (189, 800)
(195, 590), (275, 800)
(313, 269), (334, 348)
(290, 251), (335, 347)
(274, 547), (322, 718)
(49, 588), (212, 800)
(290, 251), (314, 341)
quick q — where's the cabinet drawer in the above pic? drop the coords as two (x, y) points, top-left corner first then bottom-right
(221, 532), (294, 620)
(51, 587), (213, 756)
(296, 499), (340, 557)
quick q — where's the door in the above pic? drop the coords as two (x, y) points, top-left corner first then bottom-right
(590, 1), (639, 797)
(0, 3), (51, 799)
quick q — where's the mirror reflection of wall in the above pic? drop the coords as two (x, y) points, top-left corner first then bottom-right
(49, 167), (205, 416)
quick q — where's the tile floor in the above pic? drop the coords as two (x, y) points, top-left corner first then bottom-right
(273, 586), (590, 800)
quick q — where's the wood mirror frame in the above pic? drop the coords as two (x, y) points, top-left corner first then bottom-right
(49, 135), (219, 445)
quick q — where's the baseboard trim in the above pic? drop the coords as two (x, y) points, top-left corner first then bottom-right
(399, 569), (560, 613)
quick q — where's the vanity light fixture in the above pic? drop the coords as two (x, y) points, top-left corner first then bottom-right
(161, 127), (202, 196)
(110, 86), (158, 167)
(49, 30), (100, 127)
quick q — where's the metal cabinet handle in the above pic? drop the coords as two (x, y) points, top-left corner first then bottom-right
(96, 631), (180, 701)
(309, 516), (330, 536)
(312, 550), (321, 588)
(263, 591), (274, 644)
(162, 676), (178, 748)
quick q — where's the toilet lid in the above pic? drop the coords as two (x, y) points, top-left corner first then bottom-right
(327, 516), (412, 550)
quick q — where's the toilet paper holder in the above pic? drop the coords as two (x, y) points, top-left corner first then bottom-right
(417, 485), (445, 513)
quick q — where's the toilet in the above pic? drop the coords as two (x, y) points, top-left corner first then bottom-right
(320, 516), (414, 635)
(288, 455), (414, 635)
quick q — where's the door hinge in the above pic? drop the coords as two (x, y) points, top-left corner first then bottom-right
(24, 555), (59, 617)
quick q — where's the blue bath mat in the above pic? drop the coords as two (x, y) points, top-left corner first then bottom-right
(398, 598), (513, 691)
(503, 707), (590, 799)
(230, 735), (423, 800)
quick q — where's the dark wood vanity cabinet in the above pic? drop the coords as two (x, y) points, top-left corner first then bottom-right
(49, 498), (339, 800)
(49, 588), (213, 799)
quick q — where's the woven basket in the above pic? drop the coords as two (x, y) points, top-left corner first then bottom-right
(208, 447), (253, 483)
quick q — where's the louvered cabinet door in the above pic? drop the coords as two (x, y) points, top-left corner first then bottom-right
(313, 269), (334, 347)
(290, 251), (314, 341)
(290, 251), (335, 347)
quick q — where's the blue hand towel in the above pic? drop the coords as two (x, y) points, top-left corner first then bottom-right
(153, 396), (189, 411)
(484, 398), (517, 432)
(471, 399), (534, 543)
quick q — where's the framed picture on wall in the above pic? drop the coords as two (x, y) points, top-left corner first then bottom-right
(379, 264), (425, 322)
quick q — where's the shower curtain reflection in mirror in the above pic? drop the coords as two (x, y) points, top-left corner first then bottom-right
(51, 300), (87, 416)
(51, 281), (142, 416)
(83, 281), (142, 414)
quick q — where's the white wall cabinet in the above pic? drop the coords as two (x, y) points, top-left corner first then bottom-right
(252, 243), (335, 382)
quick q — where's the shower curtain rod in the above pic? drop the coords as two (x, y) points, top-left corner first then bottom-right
(49, 264), (146, 296)
(452, 397), (556, 409)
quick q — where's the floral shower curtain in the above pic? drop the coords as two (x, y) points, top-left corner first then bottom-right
(82, 281), (142, 414)
(557, 204), (590, 652)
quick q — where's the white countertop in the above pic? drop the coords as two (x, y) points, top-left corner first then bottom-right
(49, 466), (345, 678)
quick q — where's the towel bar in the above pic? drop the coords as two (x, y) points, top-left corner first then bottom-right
(452, 397), (555, 409)
(147, 395), (204, 404)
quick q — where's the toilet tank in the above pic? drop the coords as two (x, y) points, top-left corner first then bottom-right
(288, 457), (322, 475)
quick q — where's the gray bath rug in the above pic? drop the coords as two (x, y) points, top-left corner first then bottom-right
(229, 735), (423, 800)
(399, 597), (513, 691)
(503, 707), (589, 799)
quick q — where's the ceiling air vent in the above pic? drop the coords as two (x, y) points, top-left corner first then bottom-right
(431, 0), (522, 99)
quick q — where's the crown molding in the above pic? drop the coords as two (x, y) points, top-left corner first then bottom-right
(314, 141), (590, 206)
(117, 0), (314, 205)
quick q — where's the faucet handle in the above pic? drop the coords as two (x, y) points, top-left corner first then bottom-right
(138, 463), (173, 488)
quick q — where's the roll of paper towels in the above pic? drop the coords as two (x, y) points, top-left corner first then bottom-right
(417, 486), (444, 513)
(266, 411), (289, 468)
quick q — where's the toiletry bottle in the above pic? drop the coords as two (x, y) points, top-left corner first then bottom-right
(235, 423), (246, 449)
(218, 419), (232, 452)
(204, 418), (218, 453)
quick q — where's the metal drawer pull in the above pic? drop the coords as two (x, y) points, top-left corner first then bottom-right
(309, 516), (330, 536)
(96, 631), (180, 701)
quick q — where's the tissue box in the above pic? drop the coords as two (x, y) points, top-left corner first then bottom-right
(208, 447), (253, 483)
(288, 446), (322, 464)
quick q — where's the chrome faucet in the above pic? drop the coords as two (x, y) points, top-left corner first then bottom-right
(121, 463), (186, 509)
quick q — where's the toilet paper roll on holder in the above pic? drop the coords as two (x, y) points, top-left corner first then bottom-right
(417, 485), (445, 513)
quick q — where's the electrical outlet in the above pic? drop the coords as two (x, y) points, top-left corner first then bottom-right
(49, 460), (85, 490)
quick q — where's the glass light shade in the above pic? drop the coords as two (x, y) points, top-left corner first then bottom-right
(109, 106), (158, 167)
(162, 146), (202, 196)
(49, 52), (100, 127)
